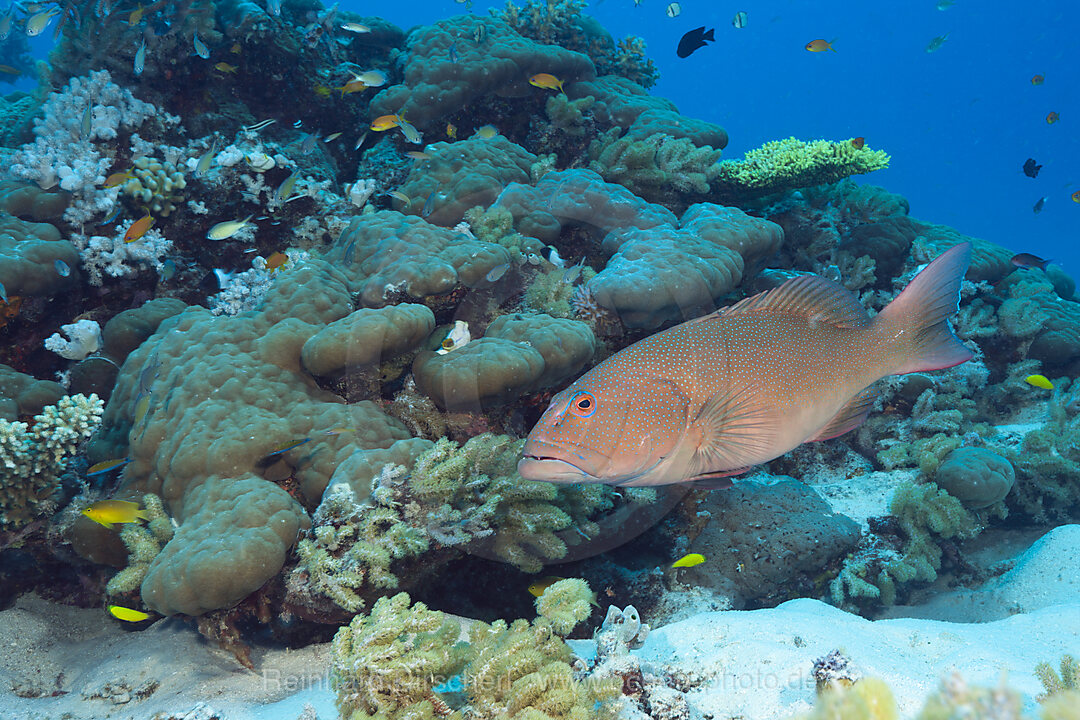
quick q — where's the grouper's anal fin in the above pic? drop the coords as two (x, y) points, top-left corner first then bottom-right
(810, 386), (878, 442)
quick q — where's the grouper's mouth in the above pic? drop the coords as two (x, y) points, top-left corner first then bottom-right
(517, 455), (597, 483)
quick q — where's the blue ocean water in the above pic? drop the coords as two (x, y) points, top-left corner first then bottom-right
(12, 0), (1077, 276)
(363, 0), (1080, 275)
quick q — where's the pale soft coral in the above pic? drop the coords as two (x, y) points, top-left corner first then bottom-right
(7, 70), (164, 226)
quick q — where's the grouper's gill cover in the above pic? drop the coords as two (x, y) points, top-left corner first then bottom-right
(519, 243), (973, 487)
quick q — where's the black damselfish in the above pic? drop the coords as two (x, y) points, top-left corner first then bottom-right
(1023, 158), (1042, 178)
(677, 26), (715, 58)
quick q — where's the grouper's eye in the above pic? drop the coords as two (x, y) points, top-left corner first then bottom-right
(568, 391), (596, 418)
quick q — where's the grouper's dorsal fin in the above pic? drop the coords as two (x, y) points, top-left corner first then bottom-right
(714, 275), (871, 328)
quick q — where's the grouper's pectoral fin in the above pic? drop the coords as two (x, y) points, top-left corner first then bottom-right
(685, 386), (775, 480)
(809, 386), (878, 442)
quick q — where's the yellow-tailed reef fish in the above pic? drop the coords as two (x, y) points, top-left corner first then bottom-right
(519, 243), (973, 487)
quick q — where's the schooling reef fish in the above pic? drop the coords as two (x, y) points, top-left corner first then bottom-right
(519, 244), (974, 487)
(1023, 158), (1042, 178)
(677, 26), (714, 58)
(805, 38), (836, 52)
(1011, 252), (1051, 270)
(925, 33), (949, 53)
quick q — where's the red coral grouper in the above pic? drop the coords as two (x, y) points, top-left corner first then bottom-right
(519, 243), (973, 487)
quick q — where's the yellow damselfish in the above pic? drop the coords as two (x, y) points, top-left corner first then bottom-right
(1025, 374), (1054, 390)
(671, 553), (706, 568)
(527, 576), (565, 597)
(108, 605), (152, 622)
(82, 500), (148, 529)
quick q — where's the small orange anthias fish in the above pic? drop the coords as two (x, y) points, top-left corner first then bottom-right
(519, 244), (973, 487)
(529, 73), (565, 94)
(103, 170), (133, 188)
(850, 137), (865, 149)
(124, 214), (154, 243)
(805, 38), (835, 52)
(1031, 74), (1045, 85)
(370, 114), (401, 131)
(1046, 111), (1059, 124)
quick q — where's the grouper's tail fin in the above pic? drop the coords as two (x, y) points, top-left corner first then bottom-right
(873, 242), (973, 374)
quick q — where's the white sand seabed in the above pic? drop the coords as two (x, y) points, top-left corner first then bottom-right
(2, 525), (1078, 720)
(0, 596), (337, 720)
(593, 598), (1080, 720)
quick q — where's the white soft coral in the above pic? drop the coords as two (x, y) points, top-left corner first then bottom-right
(7, 70), (161, 222)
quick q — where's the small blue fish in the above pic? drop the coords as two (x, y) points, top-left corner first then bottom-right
(265, 438), (311, 458)
(99, 204), (123, 226)
(159, 259), (177, 282)
(134, 41), (146, 75)
(0, 280), (7, 304)
(87, 457), (133, 477)
(448, 41), (458, 63)
(54, 259), (71, 277)
(193, 31), (210, 59)
(422, 187), (439, 217)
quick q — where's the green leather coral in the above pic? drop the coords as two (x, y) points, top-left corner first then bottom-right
(714, 137), (890, 199)
(330, 592), (468, 720)
(330, 585), (618, 720)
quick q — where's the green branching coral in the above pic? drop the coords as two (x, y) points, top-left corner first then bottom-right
(523, 265), (598, 318)
(330, 592), (468, 720)
(917, 673), (1024, 720)
(1035, 655), (1079, 700)
(534, 578), (595, 635)
(330, 585), (619, 720)
(796, 677), (898, 720)
(997, 378), (1080, 521)
(297, 436), (650, 613)
(588, 128), (721, 205)
(466, 578), (619, 719)
(546, 94), (595, 137)
(889, 481), (980, 581)
(463, 205), (546, 257)
(409, 434), (598, 573)
(1, 393), (103, 531)
(831, 482), (980, 607)
(106, 494), (174, 597)
(715, 137), (890, 200)
(296, 474), (430, 613)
